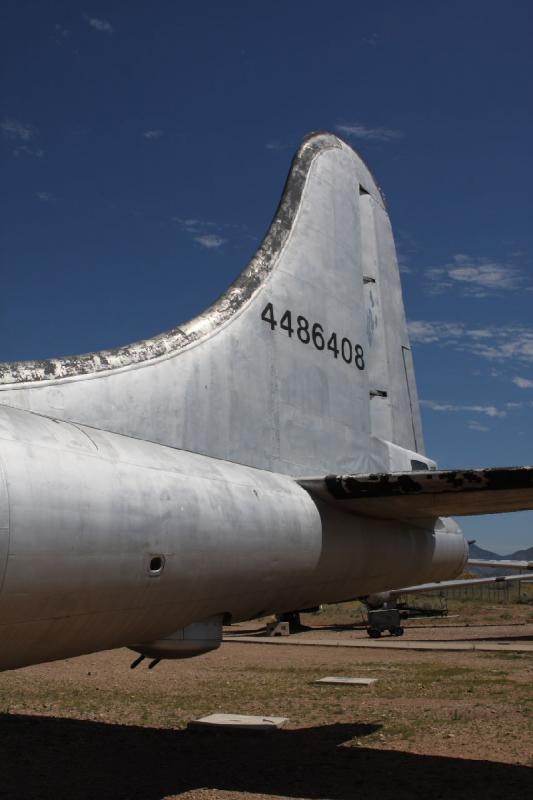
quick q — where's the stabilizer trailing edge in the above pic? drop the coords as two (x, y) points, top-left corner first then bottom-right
(299, 466), (533, 520)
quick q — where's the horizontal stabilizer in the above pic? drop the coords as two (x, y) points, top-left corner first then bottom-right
(390, 572), (533, 597)
(298, 466), (533, 520)
(467, 558), (533, 571)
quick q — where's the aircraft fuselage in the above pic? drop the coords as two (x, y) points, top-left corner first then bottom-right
(0, 404), (467, 670)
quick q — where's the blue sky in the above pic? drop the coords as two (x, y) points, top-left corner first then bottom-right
(1, 1), (532, 552)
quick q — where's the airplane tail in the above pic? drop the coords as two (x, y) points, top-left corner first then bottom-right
(0, 133), (425, 476)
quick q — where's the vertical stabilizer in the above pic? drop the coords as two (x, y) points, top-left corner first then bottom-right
(0, 133), (424, 475)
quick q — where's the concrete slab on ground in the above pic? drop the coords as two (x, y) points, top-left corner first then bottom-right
(316, 676), (377, 685)
(188, 713), (288, 732)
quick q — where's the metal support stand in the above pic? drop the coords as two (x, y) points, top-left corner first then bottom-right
(265, 620), (290, 636)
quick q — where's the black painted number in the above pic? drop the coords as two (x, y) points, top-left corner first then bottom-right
(280, 310), (294, 337)
(296, 315), (310, 344)
(260, 302), (365, 371)
(327, 332), (339, 358)
(341, 337), (352, 364)
(261, 302), (277, 330)
(312, 323), (325, 350)
(354, 344), (365, 371)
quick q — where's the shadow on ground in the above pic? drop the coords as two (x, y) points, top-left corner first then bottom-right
(0, 713), (530, 799)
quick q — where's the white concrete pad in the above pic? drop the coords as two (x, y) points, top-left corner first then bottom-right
(315, 676), (377, 686)
(188, 713), (288, 731)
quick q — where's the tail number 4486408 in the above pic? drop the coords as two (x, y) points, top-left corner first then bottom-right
(260, 303), (364, 370)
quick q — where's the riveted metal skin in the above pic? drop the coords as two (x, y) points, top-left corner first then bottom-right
(0, 133), (423, 477)
(0, 134), (486, 671)
(0, 404), (467, 671)
(299, 467), (533, 518)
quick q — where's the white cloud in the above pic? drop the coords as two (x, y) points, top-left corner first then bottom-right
(2, 118), (44, 157)
(265, 139), (290, 151)
(420, 400), (506, 418)
(87, 17), (113, 33)
(513, 376), (533, 389)
(54, 23), (69, 39)
(336, 122), (403, 142)
(143, 129), (164, 140)
(406, 320), (465, 344)
(408, 320), (533, 364)
(468, 420), (489, 432)
(1, 119), (35, 142)
(174, 218), (217, 234)
(360, 33), (381, 47)
(194, 234), (225, 249)
(467, 328), (493, 339)
(13, 145), (44, 158)
(36, 192), (53, 202)
(425, 253), (526, 297)
(174, 218), (226, 249)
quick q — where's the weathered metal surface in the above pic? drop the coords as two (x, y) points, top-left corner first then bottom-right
(0, 404), (321, 669)
(0, 133), (382, 387)
(467, 558), (533, 571)
(360, 192), (425, 453)
(299, 467), (533, 518)
(391, 572), (533, 596)
(0, 132), (420, 477)
(130, 616), (224, 660)
(0, 404), (467, 670)
(0, 133), (476, 672)
(325, 466), (533, 497)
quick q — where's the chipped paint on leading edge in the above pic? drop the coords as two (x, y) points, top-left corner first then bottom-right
(0, 133), (384, 387)
(318, 466), (533, 499)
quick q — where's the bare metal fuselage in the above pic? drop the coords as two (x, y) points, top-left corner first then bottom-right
(0, 405), (466, 671)
(0, 133), (485, 671)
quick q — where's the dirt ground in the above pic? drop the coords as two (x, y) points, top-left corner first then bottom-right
(0, 600), (532, 800)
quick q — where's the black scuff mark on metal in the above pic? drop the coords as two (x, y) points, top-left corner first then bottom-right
(43, 361), (58, 376)
(366, 308), (375, 345)
(324, 466), (533, 500)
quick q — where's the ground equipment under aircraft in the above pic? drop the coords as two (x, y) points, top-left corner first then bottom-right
(362, 572), (533, 638)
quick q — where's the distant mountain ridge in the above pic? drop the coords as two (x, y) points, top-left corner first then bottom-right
(468, 543), (533, 575)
